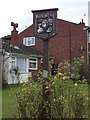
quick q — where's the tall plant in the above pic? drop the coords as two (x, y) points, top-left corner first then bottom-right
(15, 57), (88, 119)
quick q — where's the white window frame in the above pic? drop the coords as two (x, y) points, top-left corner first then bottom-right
(23, 37), (35, 46)
(29, 57), (38, 70)
(11, 56), (16, 70)
(11, 56), (27, 72)
(16, 57), (27, 72)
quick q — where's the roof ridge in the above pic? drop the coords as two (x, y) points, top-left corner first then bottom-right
(57, 18), (84, 26)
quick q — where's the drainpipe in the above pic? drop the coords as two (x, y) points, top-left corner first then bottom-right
(86, 27), (90, 83)
(86, 27), (90, 66)
(83, 27), (90, 66)
(87, 29), (89, 66)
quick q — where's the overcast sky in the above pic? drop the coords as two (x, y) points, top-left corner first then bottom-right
(0, 0), (90, 37)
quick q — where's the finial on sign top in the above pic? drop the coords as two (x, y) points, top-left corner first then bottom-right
(11, 22), (18, 31)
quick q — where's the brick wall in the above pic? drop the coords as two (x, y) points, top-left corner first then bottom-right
(11, 30), (18, 45)
(18, 19), (87, 65)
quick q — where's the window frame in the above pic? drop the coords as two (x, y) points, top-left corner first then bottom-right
(23, 37), (35, 46)
(16, 57), (27, 72)
(11, 56), (27, 72)
(29, 57), (38, 70)
(11, 56), (16, 71)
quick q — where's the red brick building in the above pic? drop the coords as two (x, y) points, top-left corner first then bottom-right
(12, 19), (89, 65)
(2, 17), (90, 83)
(18, 19), (87, 63)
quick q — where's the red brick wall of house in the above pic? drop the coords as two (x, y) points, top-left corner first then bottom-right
(19, 25), (43, 52)
(18, 19), (87, 65)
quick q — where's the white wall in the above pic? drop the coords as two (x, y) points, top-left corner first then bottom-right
(3, 53), (36, 84)
(7, 57), (32, 84)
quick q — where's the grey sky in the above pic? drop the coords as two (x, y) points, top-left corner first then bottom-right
(0, 0), (89, 37)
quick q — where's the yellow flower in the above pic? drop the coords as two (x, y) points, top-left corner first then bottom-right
(87, 97), (89, 100)
(59, 95), (64, 100)
(52, 82), (55, 85)
(74, 83), (78, 87)
(54, 76), (57, 79)
(23, 80), (28, 83)
(26, 76), (30, 79)
(63, 76), (66, 80)
(67, 76), (70, 80)
(58, 72), (62, 76)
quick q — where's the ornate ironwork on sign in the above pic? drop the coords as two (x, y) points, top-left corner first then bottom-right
(32, 8), (58, 39)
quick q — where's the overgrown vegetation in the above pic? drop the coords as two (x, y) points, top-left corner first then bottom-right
(15, 56), (88, 119)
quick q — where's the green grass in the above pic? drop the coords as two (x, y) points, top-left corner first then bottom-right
(2, 85), (22, 118)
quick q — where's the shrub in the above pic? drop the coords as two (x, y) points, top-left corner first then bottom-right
(15, 57), (88, 119)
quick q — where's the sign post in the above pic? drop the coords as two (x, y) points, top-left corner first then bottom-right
(32, 8), (58, 118)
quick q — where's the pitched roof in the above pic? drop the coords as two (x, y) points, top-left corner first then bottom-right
(2, 35), (42, 57)
(3, 43), (42, 57)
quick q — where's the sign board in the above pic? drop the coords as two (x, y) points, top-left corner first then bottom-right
(32, 8), (58, 39)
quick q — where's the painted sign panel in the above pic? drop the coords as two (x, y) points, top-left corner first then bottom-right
(32, 8), (58, 39)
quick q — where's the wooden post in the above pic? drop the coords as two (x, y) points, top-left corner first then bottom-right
(39, 38), (51, 119)
(32, 8), (58, 119)
(43, 39), (49, 71)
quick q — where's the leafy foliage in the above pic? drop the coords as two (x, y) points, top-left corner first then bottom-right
(15, 57), (88, 119)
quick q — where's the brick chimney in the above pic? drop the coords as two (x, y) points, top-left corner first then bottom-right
(79, 19), (85, 26)
(11, 22), (18, 45)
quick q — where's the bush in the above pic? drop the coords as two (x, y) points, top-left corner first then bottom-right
(15, 57), (88, 119)
(15, 80), (42, 118)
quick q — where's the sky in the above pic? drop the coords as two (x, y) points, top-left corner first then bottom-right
(0, 0), (90, 37)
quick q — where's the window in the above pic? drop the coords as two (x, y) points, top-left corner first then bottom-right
(11, 56), (26, 72)
(17, 57), (26, 72)
(11, 57), (16, 70)
(23, 37), (35, 46)
(29, 58), (37, 70)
